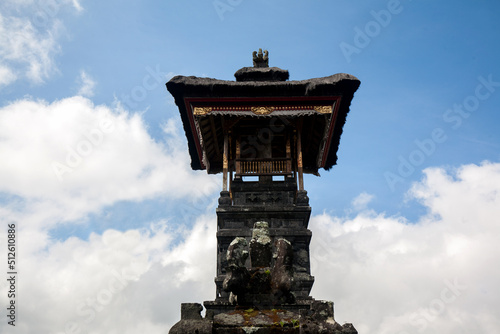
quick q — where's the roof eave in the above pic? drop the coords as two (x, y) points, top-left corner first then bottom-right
(166, 74), (360, 173)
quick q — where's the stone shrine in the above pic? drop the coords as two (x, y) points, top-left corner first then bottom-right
(166, 50), (360, 333)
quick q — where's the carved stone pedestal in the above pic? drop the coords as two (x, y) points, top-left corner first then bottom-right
(170, 301), (357, 334)
(169, 220), (357, 334)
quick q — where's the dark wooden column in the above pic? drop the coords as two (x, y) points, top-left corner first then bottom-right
(297, 127), (304, 191)
(222, 132), (229, 191)
(286, 131), (292, 175)
(235, 136), (241, 177)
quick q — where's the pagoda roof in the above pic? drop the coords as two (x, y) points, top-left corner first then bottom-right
(166, 71), (360, 174)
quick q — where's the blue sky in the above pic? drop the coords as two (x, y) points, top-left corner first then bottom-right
(1, 1), (500, 333)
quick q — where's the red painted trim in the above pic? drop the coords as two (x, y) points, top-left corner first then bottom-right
(185, 96), (337, 104)
(321, 96), (342, 167)
(183, 98), (206, 169)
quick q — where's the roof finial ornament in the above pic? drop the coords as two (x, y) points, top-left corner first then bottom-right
(252, 48), (269, 68)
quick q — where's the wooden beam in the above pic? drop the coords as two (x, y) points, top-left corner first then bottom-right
(286, 131), (292, 174)
(223, 132), (229, 191)
(297, 123), (304, 191)
(235, 136), (241, 176)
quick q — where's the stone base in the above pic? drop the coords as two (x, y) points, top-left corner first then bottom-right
(169, 303), (212, 334)
(169, 301), (357, 334)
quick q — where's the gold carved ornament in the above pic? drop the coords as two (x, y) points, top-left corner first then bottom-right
(193, 107), (212, 116)
(314, 105), (333, 114)
(251, 106), (275, 115)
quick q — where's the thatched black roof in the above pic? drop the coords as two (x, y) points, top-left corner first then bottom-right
(166, 68), (360, 173)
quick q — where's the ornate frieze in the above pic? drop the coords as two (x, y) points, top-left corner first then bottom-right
(251, 106), (275, 115)
(193, 106), (212, 115)
(314, 105), (333, 114)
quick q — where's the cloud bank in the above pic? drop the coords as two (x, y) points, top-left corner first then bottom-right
(309, 161), (500, 333)
(0, 96), (217, 249)
(0, 95), (498, 333)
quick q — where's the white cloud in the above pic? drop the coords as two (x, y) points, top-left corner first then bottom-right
(0, 215), (216, 333)
(0, 63), (17, 86)
(0, 160), (499, 333)
(0, 96), (218, 234)
(76, 70), (96, 97)
(70, 0), (84, 12)
(0, 94), (498, 334)
(309, 161), (500, 333)
(0, 0), (83, 87)
(351, 191), (375, 211)
(0, 12), (62, 84)
(1, 0), (82, 10)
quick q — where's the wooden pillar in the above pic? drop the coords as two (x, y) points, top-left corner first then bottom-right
(286, 132), (291, 174)
(235, 136), (241, 177)
(297, 127), (304, 191)
(222, 132), (229, 191)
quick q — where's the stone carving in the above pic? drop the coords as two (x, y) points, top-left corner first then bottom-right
(245, 192), (283, 205)
(171, 217), (356, 333)
(223, 237), (250, 303)
(245, 222), (274, 303)
(250, 221), (272, 268)
(271, 238), (294, 303)
(222, 222), (297, 307)
(252, 48), (269, 67)
(227, 237), (249, 268)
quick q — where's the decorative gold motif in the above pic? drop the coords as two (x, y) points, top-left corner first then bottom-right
(193, 107), (212, 116)
(251, 106), (275, 115)
(297, 151), (303, 168)
(314, 105), (333, 114)
(223, 155), (228, 169)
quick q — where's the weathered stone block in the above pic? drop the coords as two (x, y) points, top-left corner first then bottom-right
(250, 222), (272, 268)
(181, 303), (203, 320)
(169, 303), (212, 334)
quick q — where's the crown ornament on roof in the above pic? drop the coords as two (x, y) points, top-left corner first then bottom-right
(252, 48), (269, 68)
